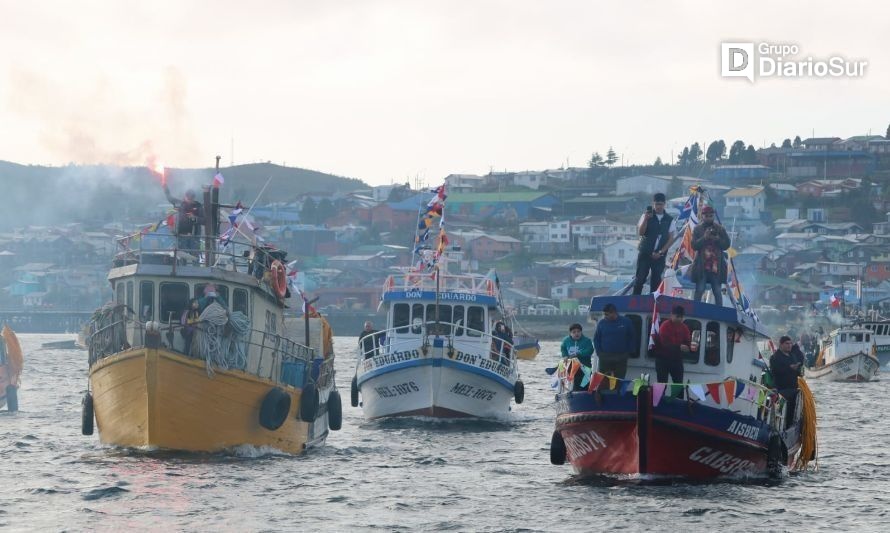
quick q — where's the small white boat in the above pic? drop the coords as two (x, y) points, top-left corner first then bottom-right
(806, 327), (879, 382)
(858, 319), (890, 366)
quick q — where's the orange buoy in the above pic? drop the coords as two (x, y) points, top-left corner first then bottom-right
(270, 260), (287, 298)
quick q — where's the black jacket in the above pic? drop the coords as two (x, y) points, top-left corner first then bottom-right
(770, 348), (804, 390)
(639, 212), (673, 254)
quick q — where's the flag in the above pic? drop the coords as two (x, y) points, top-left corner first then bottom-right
(213, 173), (224, 188)
(647, 280), (666, 350)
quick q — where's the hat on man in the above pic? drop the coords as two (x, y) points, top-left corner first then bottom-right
(701, 205), (715, 214)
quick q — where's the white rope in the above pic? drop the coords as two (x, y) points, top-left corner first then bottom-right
(224, 311), (250, 370)
(197, 302), (229, 376)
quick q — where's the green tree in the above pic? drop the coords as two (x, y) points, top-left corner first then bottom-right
(605, 147), (618, 167)
(588, 152), (604, 168)
(301, 197), (318, 224)
(654, 156), (664, 167)
(886, 123), (890, 140)
(793, 135), (802, 148)
(706, 140), (726, 163)
(781, 138), (792, 149)
(744, 145), (758, 164)
(728, 140), (746, 163)
(678, 147), (690, 167)
(316, 198), (336, 224)
(689, 143), (703, 163)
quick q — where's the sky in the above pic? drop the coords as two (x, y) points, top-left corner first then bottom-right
(2, 0), (888, 187)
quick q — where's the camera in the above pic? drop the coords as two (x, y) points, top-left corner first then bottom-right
(645, 206), (653, 214)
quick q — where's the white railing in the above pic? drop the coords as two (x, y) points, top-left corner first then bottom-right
(382, 273), (497, 297)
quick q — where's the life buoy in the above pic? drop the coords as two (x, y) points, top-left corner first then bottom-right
(81, 391), (94, 435)
(550, 430), (566, 465)
(513, 380), (525, 404)
(327, 390), (342, 431)
(270, 260), (287, 299)
(299, 383), (319, 422)
(259, 387), (291, 430)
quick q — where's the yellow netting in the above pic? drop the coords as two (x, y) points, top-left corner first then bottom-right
(794, 376), (818, 471)
(2, 325), (24, 387)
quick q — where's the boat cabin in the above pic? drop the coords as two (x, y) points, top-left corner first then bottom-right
(589, 295), (768, 382)
(821, 328), (875, 362)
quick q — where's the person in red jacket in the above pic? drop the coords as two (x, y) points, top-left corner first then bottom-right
(656, 305), (692, 390)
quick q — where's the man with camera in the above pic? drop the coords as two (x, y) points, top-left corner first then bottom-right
(633, 193), (676, 295)
(690, 205), (730, 305)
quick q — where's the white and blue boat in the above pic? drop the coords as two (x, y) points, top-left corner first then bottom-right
(350, 186), (523, 419)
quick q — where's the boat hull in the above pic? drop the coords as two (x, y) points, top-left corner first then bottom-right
(357, 356), (515, 419)
(89, 347), (329, 453)
(513, 342), (540, 360)
(806, 352), (879, 382)
(555, 389), (798, 478)
(0, 365), (10, 409)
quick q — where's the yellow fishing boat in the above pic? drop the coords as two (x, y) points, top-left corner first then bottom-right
(83, 170), (340, 453)
(512, 334), (540, 360)
(1, 325), (24, 411)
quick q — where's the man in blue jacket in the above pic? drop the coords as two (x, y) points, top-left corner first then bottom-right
(593, 303), (636, 378)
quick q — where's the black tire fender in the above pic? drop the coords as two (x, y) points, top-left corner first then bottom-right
(550, 430), (567, 465)
(300, 383), (319, 422)
(350, 376), (359, 407)
(514, 380), (525, 404)
(81, 391), (94, 435)
(327, 390), (343, 431)
(259, 387), (291, 430)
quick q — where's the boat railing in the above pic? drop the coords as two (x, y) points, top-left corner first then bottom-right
(356, 322), (514, 368)
(87, 304), (321, 386)
(112, 232), (282, 278)
(382, 272), (497, 297)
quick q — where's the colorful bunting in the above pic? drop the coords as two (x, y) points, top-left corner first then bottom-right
(587, 372), (605, 393)
(735, 380), (745, 399)
(706, 383), (722, 404)
(652, 383), (666, 406)
(723, 380), (736, 405)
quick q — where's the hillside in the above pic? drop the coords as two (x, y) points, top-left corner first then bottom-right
(0, 160), (366, 229)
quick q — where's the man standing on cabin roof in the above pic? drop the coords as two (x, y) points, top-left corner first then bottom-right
(633, 193), (676, 295)
(691, 205), (730, 306)
(593, 303), (635, 378)
(164, 185), (204, 256)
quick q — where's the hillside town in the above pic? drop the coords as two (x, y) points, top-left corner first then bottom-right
(3, 134), (890, 325)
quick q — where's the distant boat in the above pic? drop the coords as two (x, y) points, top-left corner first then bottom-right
(857, 319), (890, 366)
(0, 325), (23, 411)
(41, 339), (80, 350)
(512, 334), (540, 360)
(806, 327), (879, 382)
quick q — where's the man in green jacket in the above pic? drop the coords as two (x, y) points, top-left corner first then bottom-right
(561, 323), (594, 390)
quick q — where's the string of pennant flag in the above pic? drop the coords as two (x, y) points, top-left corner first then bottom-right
(552, 358), (785, 410)
(412, 184), (450, 272)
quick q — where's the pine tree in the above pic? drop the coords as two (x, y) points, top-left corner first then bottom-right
(781, 138), (792, 149)
(793, 135), (802, 148)
(605, 147), (617, 167)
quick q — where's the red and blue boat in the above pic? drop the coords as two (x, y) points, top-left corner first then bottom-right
(549, 294), (817, 479)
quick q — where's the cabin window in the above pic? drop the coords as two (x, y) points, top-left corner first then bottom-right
(840, 334), (847, 342)
(684, 319), (702, 364)
(264, 310), (277, 334)
(866, 334), (870, 342)
(159, 282), (189, 323)
(849, 333), (864, 342)
(126, 281), (134, 312)
(393, 303), (410, 333)
(411, 303), (425, 334)
(627, 315), (643, 358)
(453, 305), (465, 336)
(466, 306), (484, 337)
(426, 304), (452, 335)
(726, 326), (738, 364)
(195, 283), (229, 309)
(140, 281), (154, 321)
(233, 288), (249, 316)
(116, 282), (124, 306)
(704, 321), (720, 366)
